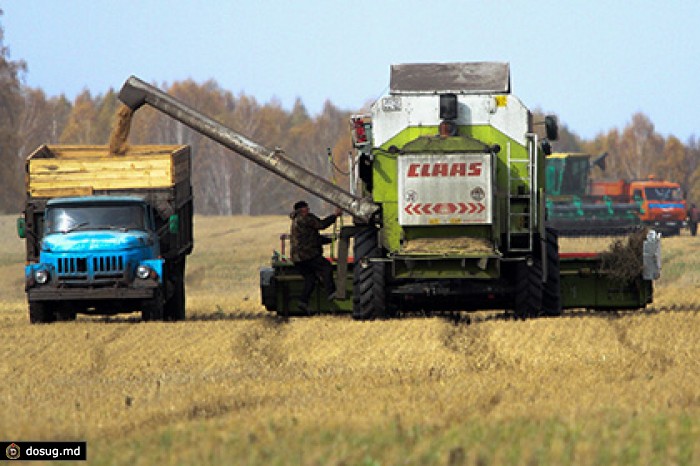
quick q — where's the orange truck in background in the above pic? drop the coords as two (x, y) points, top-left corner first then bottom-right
(591, 176), (687, 235)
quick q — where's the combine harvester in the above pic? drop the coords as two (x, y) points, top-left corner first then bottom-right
(117, 63), (661, 319)
(546, 152), (688, 236)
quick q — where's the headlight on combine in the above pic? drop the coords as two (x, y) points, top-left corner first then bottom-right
(136, 265), (153, 280)
(34, 269), (49, 284)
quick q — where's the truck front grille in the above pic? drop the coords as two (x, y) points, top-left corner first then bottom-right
(55, 255), (126, 282)
(57, 257), (88, 276)
(93, 255), (125, 278)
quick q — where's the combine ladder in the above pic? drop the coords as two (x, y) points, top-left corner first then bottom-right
(506, 134), (538, 252)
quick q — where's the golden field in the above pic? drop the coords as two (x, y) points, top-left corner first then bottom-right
(1, 215), (700, 465)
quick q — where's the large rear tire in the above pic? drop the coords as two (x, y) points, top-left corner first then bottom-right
(352, 227), (387, 320)
(541, 227), (562, 317)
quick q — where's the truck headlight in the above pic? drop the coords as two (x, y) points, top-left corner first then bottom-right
(35, 269), (49, 284)
(136, 265), (153, 279)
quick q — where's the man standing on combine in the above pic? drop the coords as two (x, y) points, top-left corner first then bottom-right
(290, 200), (342, 313)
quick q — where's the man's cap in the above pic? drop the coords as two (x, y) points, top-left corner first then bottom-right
(293, 200), (309, 210)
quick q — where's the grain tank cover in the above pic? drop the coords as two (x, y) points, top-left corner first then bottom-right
(390, 62), (510, 95)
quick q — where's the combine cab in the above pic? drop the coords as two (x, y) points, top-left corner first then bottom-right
(545, 153), (642, 236)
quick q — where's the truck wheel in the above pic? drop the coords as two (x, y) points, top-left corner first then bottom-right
(142, 293), (164, 322)
(541, 228), (562, 317)
(168, 280), (185, 321)
(165, 260), (186, 321)
(514, 259), (543, 319)
(352, 227), (387, 320)
(29, 302), (56, 324)
(55, 306), (77, 322)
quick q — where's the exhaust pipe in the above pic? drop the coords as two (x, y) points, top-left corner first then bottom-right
(118, 76), (379, 222)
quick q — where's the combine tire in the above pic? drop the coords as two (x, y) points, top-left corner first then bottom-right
(352, 227), (387, 320)
(514, 259), (543, 319)
(353, 261), (387, 320)
(29, 302), (56, 324)
(541, 227), (562, 317)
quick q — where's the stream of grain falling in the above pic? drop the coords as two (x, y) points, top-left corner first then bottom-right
(108, 104), (134, 155)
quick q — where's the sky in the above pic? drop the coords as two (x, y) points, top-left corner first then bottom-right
(3, 1), (699, 141)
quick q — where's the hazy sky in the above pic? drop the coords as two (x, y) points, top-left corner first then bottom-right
(3, 1), (699, 141)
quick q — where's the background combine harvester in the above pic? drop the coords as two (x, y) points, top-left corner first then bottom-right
(118, 62), (661, 320)
(546, 152), (688, 236)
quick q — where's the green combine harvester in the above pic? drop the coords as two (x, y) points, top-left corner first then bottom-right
(545, 152), (642, 236)
(118, 63), (661, 319)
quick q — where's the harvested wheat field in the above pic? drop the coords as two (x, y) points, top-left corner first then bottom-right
(1, 215), (700, 465)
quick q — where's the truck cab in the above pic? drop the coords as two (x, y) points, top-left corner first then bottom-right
(21, 196), (171, 322)
(629, 178), (687, 235)
(32, 196), (162, 286)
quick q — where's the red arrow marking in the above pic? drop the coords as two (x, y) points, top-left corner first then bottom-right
(458, 202), (468, 214)
(404, 203), (414, 215)
(421, 203), (433, 214)
(434, 203), (457, 214)
(477, 203), (485, 213)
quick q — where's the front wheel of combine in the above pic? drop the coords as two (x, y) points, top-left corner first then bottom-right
(541, 227), (562, 317)
(351, 226), (387, 320)
(353, 260), (387, 320)
(29, 302), (56, 324)
(514, 259), (543, 319)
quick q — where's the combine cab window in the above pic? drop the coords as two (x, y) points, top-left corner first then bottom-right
(546, 159), (564, 195)
(45, 204), (147, 234)
(645, 187), (682, 202)
(556, 157), (589, 196)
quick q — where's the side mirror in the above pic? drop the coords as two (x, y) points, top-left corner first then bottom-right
(17, 217), (26, 239)
(545, 115), (559, 141)
(540, 140), (553, 156)
(168, 214), (179, 234)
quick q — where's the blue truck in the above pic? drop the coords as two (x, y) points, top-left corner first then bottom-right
(18, 144), (193, 323)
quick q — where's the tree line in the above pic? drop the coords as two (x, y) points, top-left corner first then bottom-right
(1, 16), (698, 215)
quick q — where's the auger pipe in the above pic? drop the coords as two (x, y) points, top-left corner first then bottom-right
(118, 76), (379, 222)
